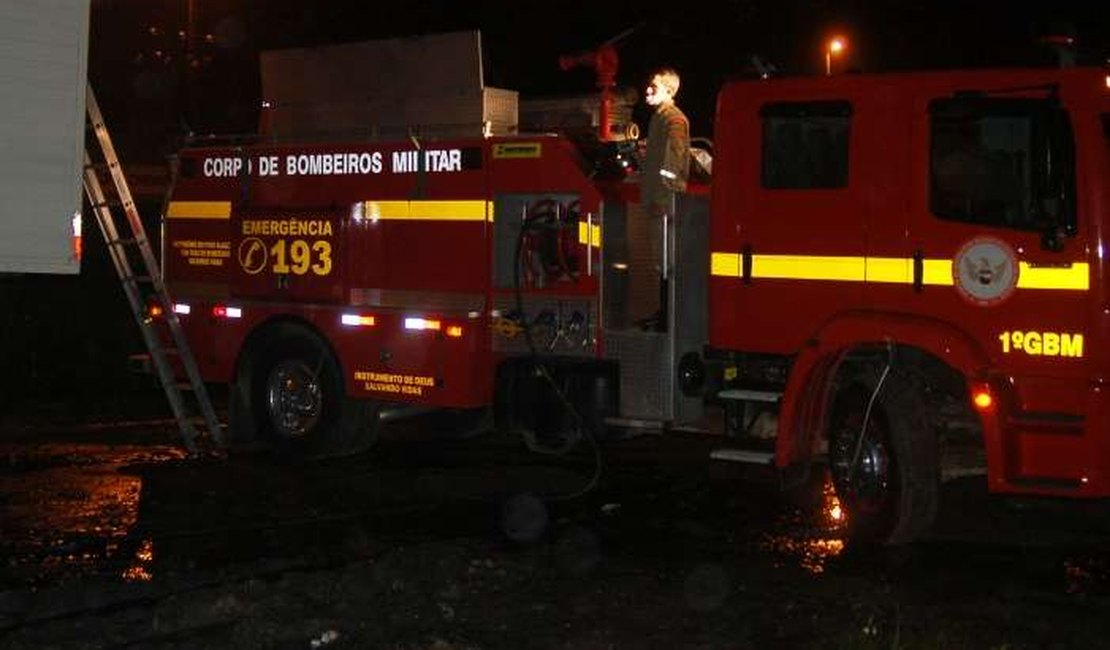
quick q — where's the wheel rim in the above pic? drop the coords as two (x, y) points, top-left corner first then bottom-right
(830, 407), (896, 518)
(265, 359), (322, 439)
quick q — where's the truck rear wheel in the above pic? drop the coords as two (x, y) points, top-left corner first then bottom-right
(249, 326), (380, 459)
(827, 368), (938, 545)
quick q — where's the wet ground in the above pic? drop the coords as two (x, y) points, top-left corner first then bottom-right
(2, 411), (1110, 649)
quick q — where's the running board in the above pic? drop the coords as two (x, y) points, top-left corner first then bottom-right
(718, 389), (782, 403)
(709, 448), (775, 464)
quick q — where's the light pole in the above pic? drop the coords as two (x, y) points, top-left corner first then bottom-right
(825, 36), (846, 76)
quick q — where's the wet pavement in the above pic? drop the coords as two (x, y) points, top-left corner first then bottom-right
(3, 414), (1110, 648)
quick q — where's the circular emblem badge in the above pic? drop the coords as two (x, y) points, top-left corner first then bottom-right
(237, 237), (268, 275)
(953, 236), (1019, 306)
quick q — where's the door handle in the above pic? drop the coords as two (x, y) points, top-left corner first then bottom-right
(912, 249), (924, 293)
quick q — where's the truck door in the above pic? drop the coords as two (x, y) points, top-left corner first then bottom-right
(712, 99), (865, 353)
(906, 94), (1087, 420)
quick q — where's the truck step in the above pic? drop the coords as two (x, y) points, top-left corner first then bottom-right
(709, 448), (775, 465)
(718, 389), (782, 403)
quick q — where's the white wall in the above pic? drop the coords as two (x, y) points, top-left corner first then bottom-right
(0, 0), (89, 274)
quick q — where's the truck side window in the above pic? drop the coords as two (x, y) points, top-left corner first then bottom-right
(760, 101), (851, 189)
(929, 97), (1076, 233)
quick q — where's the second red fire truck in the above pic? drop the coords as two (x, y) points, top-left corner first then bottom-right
(156, 33), (1110, 544)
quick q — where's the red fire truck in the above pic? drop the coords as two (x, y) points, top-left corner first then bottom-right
(158, 32), (1110, 543)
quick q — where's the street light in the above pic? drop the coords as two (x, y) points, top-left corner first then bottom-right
(825, 36), (847, 76)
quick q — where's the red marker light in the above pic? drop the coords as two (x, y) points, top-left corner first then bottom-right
(71, 211), (82, 263)
(211, 305), (243, 319)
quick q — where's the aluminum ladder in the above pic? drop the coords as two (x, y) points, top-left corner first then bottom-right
(82, 84), (223, 454)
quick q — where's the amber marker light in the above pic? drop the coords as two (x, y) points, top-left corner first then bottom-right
(404, 317), (442, 331)
(972, 387), (994, 411)
(341, 313), (376, 327)
(446, 325), (464, 338)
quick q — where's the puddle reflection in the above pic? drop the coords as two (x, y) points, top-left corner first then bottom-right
(122, 539), (155, 582)
(763, 476), (847, 575)
(0, 443), (182, 586)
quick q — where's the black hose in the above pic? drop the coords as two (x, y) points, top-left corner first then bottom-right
(510, 201), (605, 501)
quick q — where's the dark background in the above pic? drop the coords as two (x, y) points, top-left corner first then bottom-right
(90, 0), (1110, 156)
(2, 0), (1108, 421)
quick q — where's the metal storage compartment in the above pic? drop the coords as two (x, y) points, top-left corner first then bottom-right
(259, 30), (518, 139)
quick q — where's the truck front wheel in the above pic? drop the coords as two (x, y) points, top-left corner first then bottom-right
(248, 326), (380, 459)
(827, 368), (938, 545)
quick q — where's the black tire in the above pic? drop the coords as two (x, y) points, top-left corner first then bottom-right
(247, 325), (380, 459)
(827, 367), (938, 545)
(226, 378), (260, 452)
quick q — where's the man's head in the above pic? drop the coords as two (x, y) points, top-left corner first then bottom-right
(645, 67), (680, 107)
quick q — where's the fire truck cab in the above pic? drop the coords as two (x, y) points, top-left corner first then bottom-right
(708, 67), (1110, 542)
(161, 30), (1110, 544)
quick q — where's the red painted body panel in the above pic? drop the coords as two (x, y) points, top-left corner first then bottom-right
(163, 65), (1110, 500)
(711, 68), (1110, 496)
(165, 135), (602, 409)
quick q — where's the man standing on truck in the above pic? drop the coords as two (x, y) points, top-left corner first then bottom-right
(638, 66), (690, 332)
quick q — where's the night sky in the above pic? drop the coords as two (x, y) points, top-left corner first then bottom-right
(88, 0), (1110, 159)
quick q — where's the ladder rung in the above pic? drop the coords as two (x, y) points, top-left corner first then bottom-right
(123, 274), (153, 284)
(106, 237), (140, 248)
(84, 160), (118, 172)
(127, 353), (152, 373)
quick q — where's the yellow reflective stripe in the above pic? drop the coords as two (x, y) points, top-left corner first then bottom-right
(754, 254), (865, 281)
(577, 222), (602, 248)
(709, 252), (1085, 291)
(362, 200), (490, 221)
(1018, 262), (1089, 290)
(363, 201), (410, 219)
(922, 259), (954, 286)
(711, 252), (740, 277)
(864, 257), (911, 284)
(409, 200), (488, 221)
(166, 201), (231, 220)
